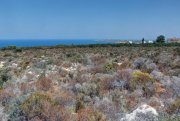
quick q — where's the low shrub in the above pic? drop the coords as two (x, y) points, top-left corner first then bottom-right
(21, 60), (30, 70)
(20, 92), (53, 119)
(20, 92), (71, 121)
(116, 69), (133, 82)
(66, 52), (85, 63)
(36, 76), (52, 91)
(130, 70), (154, 90)
(0, 88), (15, 106)
(117, 60), (132, 70)
(15, 48), (22, 52)
(0, 69), (10, 88)
(75, 94), (85, 112)
(3, 52), (12, 57)
(98, 74), (114, 91)
(53, 90), (75, 107)
(158, 113), (180, 121)
(77, 108), (106, 121)
(81, 82), (99, 97)
(89, 54), (106, 66)
(154, 82), (166, 97)
(103, 61), (115, 73)
(167, 99), (180, 114)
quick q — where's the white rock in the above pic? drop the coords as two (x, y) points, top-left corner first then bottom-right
(27, 71), (33, 75)
(0, 105), (7, 121)
(41, 55), (45, 58)
(117, 62), (123, 66)
(121, 104), (158, 121)
(12, 63), (18, 68)
(0, 62), (5, 68)
(61, 63), (78, 72)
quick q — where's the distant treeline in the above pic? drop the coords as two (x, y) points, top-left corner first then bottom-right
(1, 43), (180, 51)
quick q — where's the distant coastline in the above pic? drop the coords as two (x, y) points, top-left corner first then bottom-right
(0, 39), (113, 48)
(1, 39), (179, 48)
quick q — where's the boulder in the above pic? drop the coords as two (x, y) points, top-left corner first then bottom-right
(121, 104), (158, 121)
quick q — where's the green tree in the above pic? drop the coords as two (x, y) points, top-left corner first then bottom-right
(156, 35), (165, 43)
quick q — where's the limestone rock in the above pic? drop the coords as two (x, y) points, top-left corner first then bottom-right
(120, 104), (158, 121)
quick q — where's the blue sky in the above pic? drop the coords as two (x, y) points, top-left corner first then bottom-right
(0, 0), (179, 40)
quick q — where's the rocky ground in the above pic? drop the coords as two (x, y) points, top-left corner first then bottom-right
(0, 46), (179, 121)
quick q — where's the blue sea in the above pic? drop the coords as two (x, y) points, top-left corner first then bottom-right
(0, 39), (114, 48)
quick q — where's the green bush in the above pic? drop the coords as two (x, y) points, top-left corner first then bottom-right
(0, 69), (10, 88)
(130, 70), (154, 90)
(66, 52), (85, 63)
(156, 35), (165, 43)
(104, 61), (115, 73)
(15, 48), (22, 52)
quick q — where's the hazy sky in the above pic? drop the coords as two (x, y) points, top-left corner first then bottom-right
(0, 0), (179, 40)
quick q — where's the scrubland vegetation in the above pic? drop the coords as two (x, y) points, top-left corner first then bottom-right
(0, 45), (179, 121)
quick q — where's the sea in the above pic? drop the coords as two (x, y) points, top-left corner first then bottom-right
(0, 39), (115, 48)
